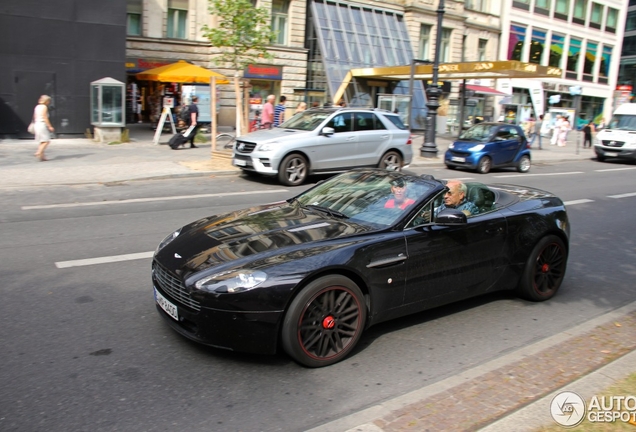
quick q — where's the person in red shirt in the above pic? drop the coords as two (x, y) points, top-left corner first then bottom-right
(384, 178), (415, 210)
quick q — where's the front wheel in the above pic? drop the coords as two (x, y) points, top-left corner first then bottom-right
(278, 154), (308, 186)
(281, 275), (367, 368)
(597, 154), (606, 162)
(477, 156), (491, 174)
(378, 151), (403, 171)
(517, 155), (531, 173)
(517, 235), (568, 302)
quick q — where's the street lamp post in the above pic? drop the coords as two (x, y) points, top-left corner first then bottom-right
(421, 0), (446, 158)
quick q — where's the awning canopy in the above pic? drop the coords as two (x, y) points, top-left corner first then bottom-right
(136, 60), (230, 84)
(465, 84), (508, 96)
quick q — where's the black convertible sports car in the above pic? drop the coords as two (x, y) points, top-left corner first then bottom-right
(152, 169), (570, 367)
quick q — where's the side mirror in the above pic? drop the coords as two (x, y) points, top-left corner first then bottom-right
(321, 127), (335, 136)
(435, 209), (467, 225)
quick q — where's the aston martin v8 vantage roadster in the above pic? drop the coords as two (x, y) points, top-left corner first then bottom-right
(152, 169), (570, 367)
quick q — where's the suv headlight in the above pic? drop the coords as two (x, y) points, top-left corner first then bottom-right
(155, 228), (181, 254)
(194, 270), (267, 294)
(257, 142), (279, 152)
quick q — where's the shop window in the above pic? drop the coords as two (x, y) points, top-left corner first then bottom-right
(534, 0), (551, 16)
(583, 41), (597, 82)
(555, 0), (569, 21)
(127, 0), (142, 36)
(590, 3), (603, 29)
(272, 0), (289, 45)
(478, 39), (488, 61)
(508, 24), (526, 61)
(529, 29), (546, 64)
(549, 33), (565, 69)
(566, 37), (581, 80)
(167, 0), (188, 39)
(573, 0), (587, 25)
(627, 11), (636, 32)
(440, 28), (452, 62)
(606, 8), (618, 33)
(598, 45), (612, 84)
(419, 25), (431, 61)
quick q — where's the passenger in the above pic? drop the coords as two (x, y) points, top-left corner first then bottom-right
(384, 178), (415, 210)
(436, 180), (478, 216)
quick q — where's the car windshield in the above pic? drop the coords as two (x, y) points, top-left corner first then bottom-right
(294, 171), (434, 228)
(608, 114), (636, 131)
(279, 110), (332, 131)
(459, 124), (498, 142)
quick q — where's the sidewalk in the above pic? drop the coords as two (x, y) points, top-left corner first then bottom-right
(0, 122), (596, 188)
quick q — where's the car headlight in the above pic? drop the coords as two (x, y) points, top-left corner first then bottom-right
(257, 142), (279, 152)
(448, 142), (455, 149)
(155, 228), (181, 254)
(468, 144), (485, 151)
(194, 270), (268, 294)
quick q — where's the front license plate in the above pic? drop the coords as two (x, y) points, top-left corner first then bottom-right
(234, 158), (246, 166)
(451, 156), (466, 162)
(154, 287), (178, 321)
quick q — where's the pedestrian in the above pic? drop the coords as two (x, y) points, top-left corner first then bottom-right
(186, 96), (199, 149)
(550, 114), (562, 145)
(558, 115), (571, 147)
(582, 120), (595, 148)
(295, 102), (307, 114)
(33, 95), (55, 161)
(262, 94), (275, 129)
(532, 114), (544, 149)
(273, 95), (287, 127)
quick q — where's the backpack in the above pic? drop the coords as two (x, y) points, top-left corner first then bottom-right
(179, 105), (190, 124)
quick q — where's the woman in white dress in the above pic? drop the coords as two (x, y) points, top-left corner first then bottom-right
(33, 95), (55, 161)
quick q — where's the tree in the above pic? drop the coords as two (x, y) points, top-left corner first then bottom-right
(202, 0), (276, 136)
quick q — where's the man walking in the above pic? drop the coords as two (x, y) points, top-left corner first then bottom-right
(262, 95), (275, 129)
(273, 95), (287, 127)
(186, 96), (199, 148)
(533, 114), (544, 149)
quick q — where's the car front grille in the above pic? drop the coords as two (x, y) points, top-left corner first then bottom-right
(152, 260), (201, 311)
(235, 140), (257, 153)
(602, 140), (625, 147)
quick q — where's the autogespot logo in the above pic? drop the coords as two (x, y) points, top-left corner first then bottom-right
(550, 391), (586, 427)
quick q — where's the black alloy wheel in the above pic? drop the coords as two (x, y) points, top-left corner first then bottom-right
(477, 156), (492, 174)
(378, 151), (403, 171)
(279, 153), (308, 186)
(518, 235), (568, 301)
(282, 275), (366, 367)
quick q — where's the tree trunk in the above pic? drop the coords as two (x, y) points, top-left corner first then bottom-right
(234, 72), (242, 137)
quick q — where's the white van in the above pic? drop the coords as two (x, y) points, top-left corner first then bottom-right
(595, 103), (636, 162)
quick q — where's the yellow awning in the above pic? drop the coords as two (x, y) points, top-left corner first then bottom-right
(136, 60), (230, 84)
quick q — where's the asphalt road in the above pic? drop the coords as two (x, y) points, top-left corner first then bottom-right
(1, 160), (635, 432)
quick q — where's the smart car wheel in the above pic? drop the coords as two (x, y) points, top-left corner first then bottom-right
(477, 156), (491, 174)
(517, 155), (531, 173)
(517, 235), (567, 302)
(379, 151), (403, 171)
(282, 275), (366, 368)
(597, 155), (605, 162)
(278, 154), (308, 186)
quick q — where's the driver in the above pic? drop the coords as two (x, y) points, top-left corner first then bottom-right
(384, 178), (415, 210)
(436, 180), (478, 216)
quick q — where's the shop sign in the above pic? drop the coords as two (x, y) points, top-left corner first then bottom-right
(126, 58), (173, 72)
(617, 85), (633, 91)
(244, 64), (283, 80)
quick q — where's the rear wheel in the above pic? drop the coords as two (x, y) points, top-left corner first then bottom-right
(517, 235), (567, 302)
(378, 151), (403, 171)
(476, 156), (492, 174)
(281, 275), (366, 368)
(278, 154), (308, 186)
(517, 155), (531, 173)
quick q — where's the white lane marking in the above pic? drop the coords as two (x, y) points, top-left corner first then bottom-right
(23, 189), (288, 210)
(595, 167), (636, 172)
(608, 192), (636, 199)
(493, 172), (584, 178)
(563, 199), (594, 206)
(55, 251), (154, 269)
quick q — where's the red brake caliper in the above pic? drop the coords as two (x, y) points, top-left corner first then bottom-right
(322, 316), (336, 329)
(541, 263), (550, 273)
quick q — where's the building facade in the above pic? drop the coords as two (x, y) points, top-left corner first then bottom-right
(617, 0), (636, 104)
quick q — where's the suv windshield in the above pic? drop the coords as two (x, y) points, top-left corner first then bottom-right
(279, 110), (332, 131)
(459, 124), (499, 142)
(608, 114), (636, 131)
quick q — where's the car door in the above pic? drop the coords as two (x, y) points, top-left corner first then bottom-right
(491, 125), (523, 165)
(311, 112), (359, 170)
(401, 195), (508, 308)
(354, 112), (391, 166)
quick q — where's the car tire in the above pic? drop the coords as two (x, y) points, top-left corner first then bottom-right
(517, 235), (568, 302)
(597, 155), (605, 162)
(378, 151), (403, 171)
(476, 156), (491, 174)
(445, 164), (456, 170)
(281, 275), (367, 368)
(517, 155), (531, 173)
(278, 154), (308, 186)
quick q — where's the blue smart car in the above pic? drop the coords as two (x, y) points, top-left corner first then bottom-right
(444, 123), (531, 174)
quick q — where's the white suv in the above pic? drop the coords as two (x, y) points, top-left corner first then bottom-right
(232, 108), (413, 185)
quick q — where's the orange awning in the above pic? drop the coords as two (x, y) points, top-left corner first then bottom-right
(465, 84), (508, 96)
(136, 60), (230, 84)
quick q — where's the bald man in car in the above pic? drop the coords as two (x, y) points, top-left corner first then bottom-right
(436, 180), (478, 216)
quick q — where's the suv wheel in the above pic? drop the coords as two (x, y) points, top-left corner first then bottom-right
(278, 154), (308, 186)
(379, 151), (402, 171)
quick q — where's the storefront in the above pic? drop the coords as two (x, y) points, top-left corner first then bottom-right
(244, 64), (283, 121)
(126, 58), (173, 125)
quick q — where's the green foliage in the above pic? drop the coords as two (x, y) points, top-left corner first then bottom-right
(202, 0), (276, 70)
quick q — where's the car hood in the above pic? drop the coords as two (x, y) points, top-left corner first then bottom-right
(155, 202), (375, 274)
(237, 128), (311, 142)
(451, 140), (488, 149)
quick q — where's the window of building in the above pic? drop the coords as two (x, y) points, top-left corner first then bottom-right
(534, 0), (551, 15)
(627, 11), (636, 31)
(513, 0), (530, 11)
(549, 33), (565, 68)
(465, 0), (489, 12)
(567, 37), (581, 79)
(573, 0), (587, 25)
(590, 3), (603, 29)
(555, 0), (569, 20)
(508, 24), (526, 61)
(606, 7), (618, 33)
(624, 37), (636, 56)
(583, 41), (597, 82)
(440, 28), (452, 62)
(529, 28), (546, 64)
(419, 25), (431, 61)
(167, 0), (188, 39)
(599, 45), (612, 84)
(478, 39), (488, 61)
(127, 0), (142, 36)
(272, 0), (289, 45)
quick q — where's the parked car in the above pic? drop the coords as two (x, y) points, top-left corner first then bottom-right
(232, 108), (413, 185)
(595, 103), (636, 162)
(152, 168), (569, 367)
(444, 122), (531, 174)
